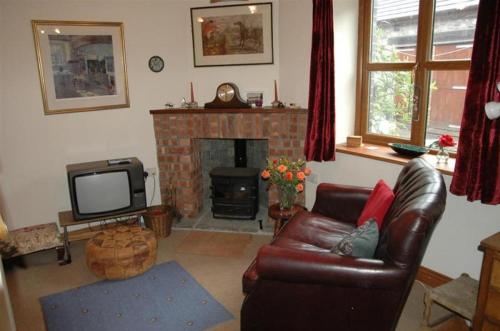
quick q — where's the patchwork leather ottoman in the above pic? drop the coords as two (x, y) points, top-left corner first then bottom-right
(85, 225), (157, 280)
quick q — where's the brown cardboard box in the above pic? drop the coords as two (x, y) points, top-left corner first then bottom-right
(346, 135), (363, 147)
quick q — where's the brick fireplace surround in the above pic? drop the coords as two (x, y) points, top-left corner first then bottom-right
(150, 108), (308, 218)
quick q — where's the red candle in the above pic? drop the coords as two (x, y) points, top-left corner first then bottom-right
(190, 82), (194, 103)
(274, 80), (278, 101)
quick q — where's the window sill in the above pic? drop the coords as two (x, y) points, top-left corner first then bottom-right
(336, 143), (455, 176)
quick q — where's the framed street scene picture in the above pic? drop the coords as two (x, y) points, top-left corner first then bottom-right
(32, 20), (129, 115)
(190, 3), (273, 67)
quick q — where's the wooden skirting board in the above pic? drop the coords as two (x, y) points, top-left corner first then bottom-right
(416, 265), (452, 287)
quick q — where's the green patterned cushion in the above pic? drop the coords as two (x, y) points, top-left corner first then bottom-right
(331, 219), (379, 258)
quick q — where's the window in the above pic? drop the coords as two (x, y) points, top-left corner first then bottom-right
(355, 0), (479, 150)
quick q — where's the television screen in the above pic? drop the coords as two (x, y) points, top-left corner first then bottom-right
(74, 171), (131, 214)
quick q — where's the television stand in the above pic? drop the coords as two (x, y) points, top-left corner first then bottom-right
(57, 210), (147, 265)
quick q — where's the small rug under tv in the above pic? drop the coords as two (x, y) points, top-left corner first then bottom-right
(40, 261), (233, 331)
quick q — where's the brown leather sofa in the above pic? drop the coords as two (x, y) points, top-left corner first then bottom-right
(241, 158), (446, 331)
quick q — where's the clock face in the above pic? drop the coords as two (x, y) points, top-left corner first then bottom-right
(148, 56), (164, 73)
(205, 82), (250, 108)
(217, 84), (235, 102)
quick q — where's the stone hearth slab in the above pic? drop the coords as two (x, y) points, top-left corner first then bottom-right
(172, 201), (273, 235)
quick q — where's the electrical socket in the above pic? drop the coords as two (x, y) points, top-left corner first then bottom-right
(146, 167), (156, 176)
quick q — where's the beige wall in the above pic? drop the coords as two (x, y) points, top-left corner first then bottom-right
(0, 0), (279, 230)
(278, 0), (311, 108)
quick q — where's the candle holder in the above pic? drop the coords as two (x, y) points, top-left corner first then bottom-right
(271, 80), (284, 108)
(185, 82), (199, 108)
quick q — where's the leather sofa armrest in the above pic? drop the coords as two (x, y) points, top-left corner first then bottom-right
(312, 183), (373, 224)
(256, 245), (408, 290)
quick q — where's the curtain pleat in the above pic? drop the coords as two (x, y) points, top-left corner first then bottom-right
(450, 0), (500, 204)
(304, 0), (335, 161)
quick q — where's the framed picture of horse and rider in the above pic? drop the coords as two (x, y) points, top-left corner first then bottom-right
(190, 2), (274, 67)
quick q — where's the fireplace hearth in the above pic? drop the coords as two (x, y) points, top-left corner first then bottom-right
(209, 167), (260, 220)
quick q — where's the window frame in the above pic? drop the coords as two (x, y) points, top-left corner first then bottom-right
(355, 0), (472, 148)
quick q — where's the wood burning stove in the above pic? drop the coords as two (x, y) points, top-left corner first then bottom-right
(209, 167), (259, 220)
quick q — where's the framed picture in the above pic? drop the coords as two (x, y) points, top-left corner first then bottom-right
(190, 3), (273, 67)
(32, 20), (129, 115)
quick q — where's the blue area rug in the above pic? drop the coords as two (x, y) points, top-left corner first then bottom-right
(40, 261), (233, 331)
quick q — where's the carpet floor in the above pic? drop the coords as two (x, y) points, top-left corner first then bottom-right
(5, 230), (467, 331)
(175, 232), (253, 258)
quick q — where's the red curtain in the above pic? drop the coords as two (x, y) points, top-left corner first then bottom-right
(304, 0), (335, 161)
(450, 0), (500, 204)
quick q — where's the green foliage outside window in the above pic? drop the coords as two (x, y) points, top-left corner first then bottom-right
(368, 28), (413, 137)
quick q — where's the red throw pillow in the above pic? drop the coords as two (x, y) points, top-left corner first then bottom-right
(357, 180), (395, 229)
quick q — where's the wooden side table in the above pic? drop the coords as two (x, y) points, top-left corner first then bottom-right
(473, 232), (500, 331)
(268, 203), (305, 237)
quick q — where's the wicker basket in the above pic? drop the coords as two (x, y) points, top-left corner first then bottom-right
(144, 205), (173, 238)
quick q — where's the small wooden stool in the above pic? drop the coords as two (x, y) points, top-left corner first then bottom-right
(85, 225), (157, 280)
(421, 273), (479, 330)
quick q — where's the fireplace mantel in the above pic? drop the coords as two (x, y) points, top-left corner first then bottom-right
(150, 107), (308, 114)
(150, 107), (308, 218)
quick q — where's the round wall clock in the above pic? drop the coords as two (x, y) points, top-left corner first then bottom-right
(205, 82), (250, 109)
(148, 56), (164, 73)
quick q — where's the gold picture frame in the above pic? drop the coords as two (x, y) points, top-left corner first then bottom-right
(32, 20), (130, 115)
(190, 3), (274, 67)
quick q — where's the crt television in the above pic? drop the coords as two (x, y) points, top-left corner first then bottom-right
(67, 157), (146, 221)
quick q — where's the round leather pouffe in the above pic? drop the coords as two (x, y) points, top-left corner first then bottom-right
(85, 225), (157, 280)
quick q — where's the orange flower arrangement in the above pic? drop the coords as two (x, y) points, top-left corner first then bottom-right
(261, 157), (312, 210)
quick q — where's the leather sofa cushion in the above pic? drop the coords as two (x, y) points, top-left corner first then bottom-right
(243, 211), (354, 294)
(273, 210), (355, 252)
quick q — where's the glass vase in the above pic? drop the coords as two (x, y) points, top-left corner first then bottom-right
(436, 147), (449, 164)
(277, 185), (296, 211)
